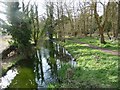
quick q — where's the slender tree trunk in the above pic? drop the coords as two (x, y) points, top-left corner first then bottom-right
(57, 1), (61, 40)
(90, 8), (93, 37)
(112, 23), (116, 38)
(65, 4), (74, 37)
(83, 19), (86, 36)
(117, 1), (120, 39)
(94, 2), (106, 44)
(61, 3), (65, 42)
(47, 2), (54, 40)
(107, 32), (111, 40)
(83, 2), (86, 36)
(99, 27), (106, 44)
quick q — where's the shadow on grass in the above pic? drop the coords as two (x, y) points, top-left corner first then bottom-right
(65, 45), (117, 58)
(67, 37), (118, 51)
(58, 65), (118, 88)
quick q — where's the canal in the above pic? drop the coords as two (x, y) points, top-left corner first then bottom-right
(0, 40), (76, 89)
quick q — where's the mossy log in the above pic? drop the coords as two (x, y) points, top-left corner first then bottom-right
(2, 45), (18, 59)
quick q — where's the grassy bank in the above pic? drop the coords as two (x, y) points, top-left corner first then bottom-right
(52, 39), (119, 88)
(9, 58), (37, 88)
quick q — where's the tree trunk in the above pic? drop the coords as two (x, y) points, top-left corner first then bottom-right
(107, 32), (111, 40)
(99, 27), (106, 44)
(94, 2), (106, 44)
(112, 23), (116, 38)
(117, 1), (120, 39)
(90, 32), (92, 37)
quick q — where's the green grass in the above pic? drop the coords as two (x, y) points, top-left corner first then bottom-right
(55, 40), (118, 88)
(9, 59), (37, 88)
(67, 37), (118, 51)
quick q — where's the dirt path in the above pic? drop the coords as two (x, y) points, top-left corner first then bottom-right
(69, 40), (119, 56)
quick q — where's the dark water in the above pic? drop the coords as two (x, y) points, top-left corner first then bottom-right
(0, 40), (76, 89)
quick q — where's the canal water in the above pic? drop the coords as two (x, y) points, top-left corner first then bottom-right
(0, 40), (76, 89)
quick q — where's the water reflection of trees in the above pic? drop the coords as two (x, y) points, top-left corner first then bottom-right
(47, 40), (58, 80)
(35, 51), (44, 86)
(35, 40), (58, 87)
(34, 40), (73, 87)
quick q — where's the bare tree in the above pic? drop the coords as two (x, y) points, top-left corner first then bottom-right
(93, 1), (110, 44)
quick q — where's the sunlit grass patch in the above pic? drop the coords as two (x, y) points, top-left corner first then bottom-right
(68, 37), (118, 51)
(57, 40), (118, 88)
